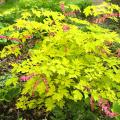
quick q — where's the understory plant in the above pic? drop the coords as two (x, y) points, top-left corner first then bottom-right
(1, 2), (120, 119)
(84, 2), (120, 32)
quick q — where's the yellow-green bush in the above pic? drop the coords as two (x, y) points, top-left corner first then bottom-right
(1, 6), (120, 112)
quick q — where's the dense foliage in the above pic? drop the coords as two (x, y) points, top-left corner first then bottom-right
(1, 1), (120, 120)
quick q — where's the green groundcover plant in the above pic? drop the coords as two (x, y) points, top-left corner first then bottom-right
(1, 2), (120, 119)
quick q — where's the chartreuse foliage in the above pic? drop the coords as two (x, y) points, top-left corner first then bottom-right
(1, 6), (120, 112)
(84, 2), (120, 17)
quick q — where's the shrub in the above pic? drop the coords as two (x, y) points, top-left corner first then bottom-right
(84, 2), (120, 18)
(1, 3), (120, 120)
(84, 2), (120, 32)
(1, 7), (120, 113)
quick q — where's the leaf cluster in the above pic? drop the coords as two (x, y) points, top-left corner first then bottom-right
(1, 3), (120, 119)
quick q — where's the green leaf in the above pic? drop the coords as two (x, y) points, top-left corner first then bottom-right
(72, 90), (83, 102)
